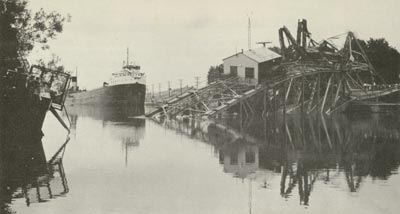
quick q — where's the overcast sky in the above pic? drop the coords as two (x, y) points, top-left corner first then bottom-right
(28, 0), (400, 90)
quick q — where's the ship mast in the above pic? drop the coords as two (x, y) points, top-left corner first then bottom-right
(126, 47), (129, 66)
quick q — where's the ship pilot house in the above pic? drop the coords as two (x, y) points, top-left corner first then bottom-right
(222, 46), (281, 85)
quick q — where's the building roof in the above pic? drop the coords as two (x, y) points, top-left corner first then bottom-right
(223, 47), (281, 63)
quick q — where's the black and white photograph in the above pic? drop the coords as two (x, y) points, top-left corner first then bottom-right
(1, 0), (400, 213)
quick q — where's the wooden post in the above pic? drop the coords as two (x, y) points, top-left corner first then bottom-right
(283, 82), (287, 117)
(180, 79), (183, 95)
(158, 83), (161, 98)
(321, 114), (332, 149)
(331, 74), (336, 108)
(317, 74), (320, 109)
(283, 82), (287, 147)
(286, 78), (293, 102)
(168, 81), (171, 97)
(273, 87), (277, 139)
(263, 88), (267, 117)
(301, 76), (305, 147)
(333, 78), (342, 108)
(240, 101), (243, 133)
(307, 80), (317, 113)
(301, 76), (305, 115)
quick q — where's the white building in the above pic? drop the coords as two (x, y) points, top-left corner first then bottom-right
(222, 47), (281, 85)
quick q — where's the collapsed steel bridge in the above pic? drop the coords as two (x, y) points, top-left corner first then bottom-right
(146, 19), (400, 119)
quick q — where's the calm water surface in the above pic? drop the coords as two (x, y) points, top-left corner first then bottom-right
(4, 106), (400, 214)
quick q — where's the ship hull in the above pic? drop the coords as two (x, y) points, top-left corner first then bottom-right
(0, 72), (51, 138)
(65, 83), (146, 116)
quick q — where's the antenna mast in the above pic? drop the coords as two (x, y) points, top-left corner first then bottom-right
(256, 41), (271, 47)
(248, 16), (251, 50)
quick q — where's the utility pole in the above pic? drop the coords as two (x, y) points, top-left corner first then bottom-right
(168, 81), (171, 97)
(75, 66), (78, 86)
(179, 79), (183, 95)
(158, 83), (161, 98)
(195, 76), (200, 89)
(152, 84), (154, 98)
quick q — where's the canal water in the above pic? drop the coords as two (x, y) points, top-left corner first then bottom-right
(3, 106), (400, 214)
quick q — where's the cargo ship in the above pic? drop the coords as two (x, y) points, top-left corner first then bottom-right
(65, 50), (146, 116)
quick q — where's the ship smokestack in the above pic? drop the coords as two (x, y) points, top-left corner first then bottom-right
(72, 67), (79, 91)
(71, 76), (78, 91)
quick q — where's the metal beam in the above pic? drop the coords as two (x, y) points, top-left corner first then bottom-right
(321, 74), (333, 114)
(307, 80), (318, 113)
(286, 78), (293, 102)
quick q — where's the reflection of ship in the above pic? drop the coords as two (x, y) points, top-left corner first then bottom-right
(65, 49), (145, 117)
(66, 105), (146, 166)
(0, 59), (71, 136)
(66, 105), (143, 122)
(118, 121), (145, 166)
(0, 132), (70, 213)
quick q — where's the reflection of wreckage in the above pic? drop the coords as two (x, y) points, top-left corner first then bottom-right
(16, 144), (69, 206)
(152, 113), (400, 206)
(146, 19), (400, 119)
(1, 57), (71, 212)
(0, 135), (70, 213)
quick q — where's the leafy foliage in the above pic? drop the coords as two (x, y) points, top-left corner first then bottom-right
(36, 53), (66, 73)
(0, 0), (67, 67)
(207, 64), (227, 83)
(364, 38), (400, 84)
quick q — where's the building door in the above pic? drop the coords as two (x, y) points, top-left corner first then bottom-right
(230, 66), (238, 77)
(245, 67), (255, 78)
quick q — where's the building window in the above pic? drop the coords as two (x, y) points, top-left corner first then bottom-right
(230, 66), (238, 76)
(245, 151), (255, 164)
(245, 67), (255, 79)
(230, 152), (238, 165)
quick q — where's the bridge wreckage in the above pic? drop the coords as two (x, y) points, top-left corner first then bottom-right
(147, 19), (400, 119)
(0, 57), (71, 138)
(273, 19), (399, 115)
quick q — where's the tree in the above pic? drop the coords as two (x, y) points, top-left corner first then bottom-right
(364, 38), (400, 84)
(207, 64), (226, 84)
(36, 53), (66, 73)
(0, 0), (67, 69)
(353, 38), (400, 84)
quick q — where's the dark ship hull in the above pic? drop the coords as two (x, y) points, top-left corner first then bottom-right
(0, 71), (52, 137)
(65, 83), (146, 116)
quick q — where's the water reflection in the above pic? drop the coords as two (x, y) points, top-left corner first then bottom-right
(155, 112), (400, 207)
(3, 104), (397, 213)
(66, 105), (146, 166)
(0, 133), (69, 213)
(220, 144), (258, 179)
(66, 105), (143, 122)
